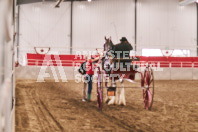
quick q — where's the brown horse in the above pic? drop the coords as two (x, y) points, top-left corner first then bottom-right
(103, 36), (127, 105)
(104, 36), (114, 52)
(102, 36), (116, 75)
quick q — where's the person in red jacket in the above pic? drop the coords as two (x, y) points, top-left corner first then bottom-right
(85, 55), (100, 101)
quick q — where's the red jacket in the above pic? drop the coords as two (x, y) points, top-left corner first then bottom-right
(86, 59), (96, 75)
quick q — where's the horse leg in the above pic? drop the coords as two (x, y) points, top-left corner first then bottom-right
(107, 81), (116, 105)
(108, 94), (116, 105)
(105, 94), (110, 103)
(119, 82), (126, 106)
(115, 87), (119, 105)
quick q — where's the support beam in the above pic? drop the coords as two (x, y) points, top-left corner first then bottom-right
(55, 0), (63, 8)
(17, 0), (87, 5)
(17, 0), (43, 5)
(179, 0), (196, 6)
(70, 0), (73, 54)
(17, 6), (20, 59)
(197, 3), (198, 56)
(134, 0), (137, 55)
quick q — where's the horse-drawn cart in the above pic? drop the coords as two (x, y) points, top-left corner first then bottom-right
(96, 58), (154, 110)
(95, 38), (154, 110)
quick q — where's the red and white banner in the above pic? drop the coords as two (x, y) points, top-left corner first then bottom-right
(27, 53), (198, 68)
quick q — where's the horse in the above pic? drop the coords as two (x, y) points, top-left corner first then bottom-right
(104, 36), (114, 52)
(102, 36), (127, 106)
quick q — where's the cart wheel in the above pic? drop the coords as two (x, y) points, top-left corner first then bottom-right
(97, 67), (103, 110)
(143, 66), (154, 110)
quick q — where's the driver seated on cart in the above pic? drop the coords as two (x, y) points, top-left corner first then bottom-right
(114, 37), (133, 61)
(102, 37), (134, 74)
(110, 37), (133, 71)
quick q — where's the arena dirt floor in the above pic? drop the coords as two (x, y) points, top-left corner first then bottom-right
(15, 79), (198, 132)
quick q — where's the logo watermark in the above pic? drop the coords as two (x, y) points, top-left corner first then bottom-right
(36, 50), (164, 82)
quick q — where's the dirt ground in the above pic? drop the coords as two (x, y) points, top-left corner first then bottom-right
(15, 80), (198, 132)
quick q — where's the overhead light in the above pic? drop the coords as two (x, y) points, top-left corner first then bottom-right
(179, 0), (196, 6)
(88, 0), (92, 2)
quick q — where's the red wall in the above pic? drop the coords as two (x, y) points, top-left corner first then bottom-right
(27, 53), (198, 68)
